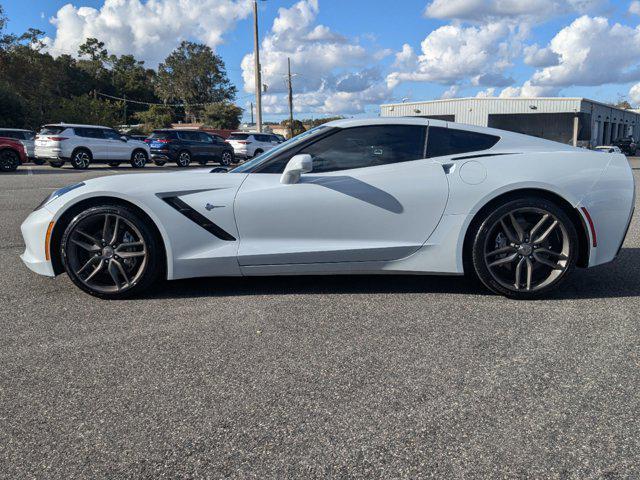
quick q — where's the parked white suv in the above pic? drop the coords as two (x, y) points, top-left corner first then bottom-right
(226, 132), (281, 159)
(35, 124), (150, 169)
(0, 128), (37, 162)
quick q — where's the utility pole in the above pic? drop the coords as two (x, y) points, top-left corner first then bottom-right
(123, 93), (127, 127)
(250, 102), (254, 125)
(253, 0), (263, 132)
(287, 57), (294, 139)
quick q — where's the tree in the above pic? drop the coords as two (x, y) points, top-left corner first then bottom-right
(52, 95), (122, 127)
(301, 116), (344, 127)
(155, 41), (236, 119)
(0, 82), (25, 127)
(280, 119), (306, 137)
(134, 105), (175, 133)
(202, 102), (243, 129)
(616, 100), (632, 110)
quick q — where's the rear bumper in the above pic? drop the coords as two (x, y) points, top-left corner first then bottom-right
(20, 207), (56, 277)
(151, 151), (175, 162)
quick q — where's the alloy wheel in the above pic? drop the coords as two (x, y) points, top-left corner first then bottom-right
(221, 151), (232, 166)
(65, 213), (148, 294)
(0, 150), (20, 172)
(72, 151), (91, 169)
(177, 151), (191, 167)
(131, 151), (147, 168)
(483, 207), (571, 292)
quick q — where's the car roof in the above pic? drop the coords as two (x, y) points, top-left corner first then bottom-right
(0, 128), (33, 132)
(43, 123), (112, 129)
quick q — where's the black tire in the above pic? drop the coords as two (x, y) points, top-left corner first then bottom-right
(470, 196), (578, 299)
(220, 150), (233, 166)
(253, 149), (263, 158)
(108, 162), (121, 168)
(49, 161), (64, 168)
(33, 159), (46, 165)
(60, 205), (164, 299)
(153, 160), (166, 166)
(70, 149), (92, 170)
(176, 150), (191, 167)
(0, 149), (20, 172)
(130, 150), (148, 168)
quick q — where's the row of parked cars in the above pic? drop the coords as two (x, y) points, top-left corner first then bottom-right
(0, 124), (286, 172)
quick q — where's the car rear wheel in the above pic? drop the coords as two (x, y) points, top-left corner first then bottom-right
(252, 149), (263, 158)
(176, 151), (191, 167)
(130, 150), (148, 168)
(221, 150), (233, 166)
(70, 149), (91, 169)
(0, 149), (20, 172)
(471, 197), (578, 299)
(61, 205), (163, 299)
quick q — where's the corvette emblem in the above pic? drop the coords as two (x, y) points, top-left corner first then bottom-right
(205, 203), (225, 211)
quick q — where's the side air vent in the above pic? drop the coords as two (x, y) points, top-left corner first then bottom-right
(160, 195), (236, 241)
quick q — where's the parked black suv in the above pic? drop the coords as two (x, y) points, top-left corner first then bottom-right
(612, 136), (637, 156)
(148, 130), (235, 167)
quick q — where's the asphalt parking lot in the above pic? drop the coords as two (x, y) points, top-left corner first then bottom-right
(1, 161), (639, 478)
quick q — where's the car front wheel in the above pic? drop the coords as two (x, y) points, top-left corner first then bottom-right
(60, 205), (163, 299)
(0, 149), (20, 172)
(470, 197), (578, 299)
(221, 150), (233, 166)
(130, 150), (148, 168)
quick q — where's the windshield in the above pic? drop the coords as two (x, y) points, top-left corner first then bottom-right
(150, 131), (175, 140)
(228, 133), (250, 140)
(230, 126), (331, 173)
(40, 126), (67, 135)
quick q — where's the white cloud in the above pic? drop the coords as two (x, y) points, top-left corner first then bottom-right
(523, 44), (559, 67)
(529, 16), (640, 87)
(241, 0), (392, 114)
(43, 0), (252, 66)
(476, 88), (496, 97)
(440, 85), (460, 99)
(630, 1), (640, 15)
(499, 81), (559, 97)
(424, 0), (604, 22)
(629, 82), (640, 103)
(386, 22), (517, 89)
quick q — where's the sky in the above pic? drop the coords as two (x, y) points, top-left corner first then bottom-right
(3, 0), (640, 122)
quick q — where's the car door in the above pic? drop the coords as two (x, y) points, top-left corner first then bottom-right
(178, 131), (202, 161)
(233, 124), (449, 266)
(102, 129), (129, 160)
(198, 132), (221, 161)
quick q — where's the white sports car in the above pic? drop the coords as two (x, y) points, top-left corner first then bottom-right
(20, 118), (635, 299)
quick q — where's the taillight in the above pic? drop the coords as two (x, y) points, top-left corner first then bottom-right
(48, 137), (68, 142)
(155, 139), (172, 143)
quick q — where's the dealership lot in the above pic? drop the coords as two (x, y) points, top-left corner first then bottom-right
(1, 163), (639, 477)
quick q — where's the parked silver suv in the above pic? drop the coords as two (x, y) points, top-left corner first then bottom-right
(35, 124), (150, 169)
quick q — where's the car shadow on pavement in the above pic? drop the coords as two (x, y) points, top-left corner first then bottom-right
(146, 248), (640, 300)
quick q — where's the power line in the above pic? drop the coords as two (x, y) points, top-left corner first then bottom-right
(97, 92), (254, 107)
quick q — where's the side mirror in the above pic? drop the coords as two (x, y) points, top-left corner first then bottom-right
(280, 154), (312, 184)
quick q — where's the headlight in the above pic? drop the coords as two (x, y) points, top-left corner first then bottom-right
(34, 182), (85, 211)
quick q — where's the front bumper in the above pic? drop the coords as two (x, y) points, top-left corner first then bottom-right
(20, 207), (56, 277)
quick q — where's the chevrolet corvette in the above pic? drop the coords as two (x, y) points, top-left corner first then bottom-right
(21, 118), (635, 299)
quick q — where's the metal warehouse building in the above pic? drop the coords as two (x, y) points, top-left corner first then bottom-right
(380, 97), (640, 147)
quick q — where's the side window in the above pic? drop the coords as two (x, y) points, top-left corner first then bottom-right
(297, 125), (427, 173)
(103, 129), (122, 140)
(426, 127), (500, 158)
(75, 128), (88, 138)
(198, 132), (213, 143)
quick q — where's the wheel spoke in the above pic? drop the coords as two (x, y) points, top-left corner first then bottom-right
(525, 258), (533, 290)
(107, 260), (121, 289)
(115, 241), (144, 250)
(529, 214), (550, 239)
(534, 220), (558, 244)
(113, 259), (130, 285)
(75, 229), (101, 246)
(117, 250), (146, 259)
(488, 252), (519, 268)
(70, 237), (101, 252)
(500, 219), (519, 244)
(485, 245), (516, 259)
(76, 255), (99, 275)
(514, 257), (525, 289)
(535, 249), (568, 261)
(509, 213), (525, 242)
(84, 261), (104, 282)
(102, 215), (110, 242)
(533, 252), (564, 270)
(109, 216), (120, 245)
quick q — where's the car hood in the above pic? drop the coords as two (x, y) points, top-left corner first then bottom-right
(44, 169), (249, 214)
